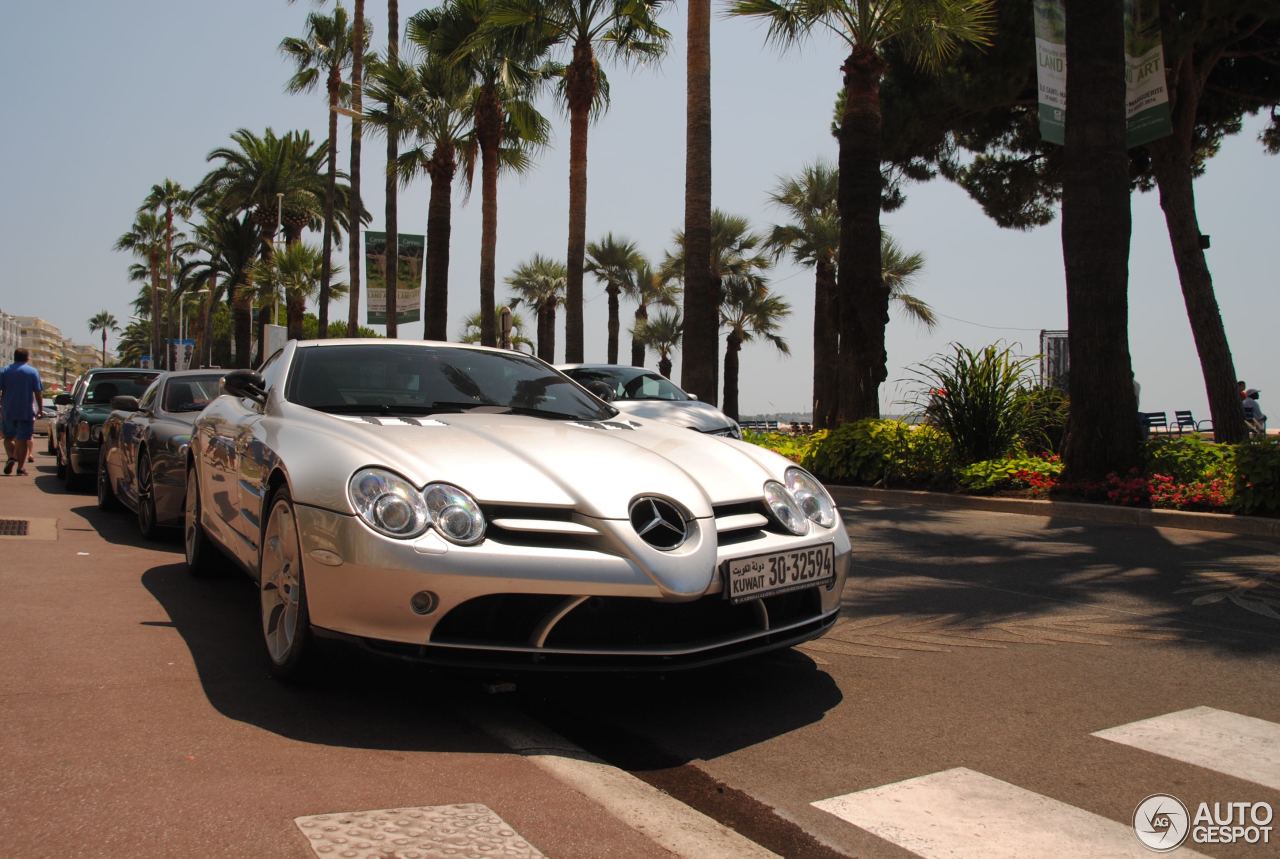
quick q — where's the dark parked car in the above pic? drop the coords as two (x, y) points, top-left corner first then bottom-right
(99, 370), (224, 537)
(54, 368), (159, 488)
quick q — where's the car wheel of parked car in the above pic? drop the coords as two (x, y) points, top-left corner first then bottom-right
(46, 433), (54, 455)
(259, 487), (316, 680)
(97, 446), (120, 511)
(62, 433), (86, 489)
(135, 449), (159, 539)
(184, 466), (220, 577)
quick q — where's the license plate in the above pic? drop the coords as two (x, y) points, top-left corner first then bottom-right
(723, 543), (836, 604)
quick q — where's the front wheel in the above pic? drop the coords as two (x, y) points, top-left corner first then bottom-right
(136, 449), (159, 539)
(184, 466), (220, 576)
(97, 446), (120, 511)
(259, 487), (316, 680)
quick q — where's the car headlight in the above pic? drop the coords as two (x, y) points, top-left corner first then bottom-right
(785, 467), (836, 528)
(424, 482), (486, 545)
(76, 422), (90, 443)
(763, 480), (808, 536)
(348, 468), (430, 538)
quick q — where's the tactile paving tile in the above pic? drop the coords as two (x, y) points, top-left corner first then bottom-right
(294, 803), (546, 859)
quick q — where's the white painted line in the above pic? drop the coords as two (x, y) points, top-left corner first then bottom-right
(1093, 705), (1280, 790)
(812, 767), (1209, 858)
(469, 704), (779, 859)
(295, 803), (544, 858)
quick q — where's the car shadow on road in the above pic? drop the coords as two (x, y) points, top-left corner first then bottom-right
(841, 502), (1280, 658)
(141, 558), (843, 762)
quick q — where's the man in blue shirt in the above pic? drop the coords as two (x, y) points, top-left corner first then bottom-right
(1, 348), (44, 476)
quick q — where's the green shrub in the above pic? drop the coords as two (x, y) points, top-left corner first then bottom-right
(1143, 435), (1234, 484)
(957, 454), (1063, 494)
(1232, 437), (1280, 515)
(741, 430), (828, 463)
(802, 419), (954, 487)
(1018, 386), (1070, 454)
(906, 343), (1043, 464)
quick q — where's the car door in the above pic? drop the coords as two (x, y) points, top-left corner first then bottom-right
(116, 380), (161, 511)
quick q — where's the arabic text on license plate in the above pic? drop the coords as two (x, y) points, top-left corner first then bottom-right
(725, 543), (835, 604)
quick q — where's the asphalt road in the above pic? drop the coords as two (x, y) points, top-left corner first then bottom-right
(4, 455), (1278, 857)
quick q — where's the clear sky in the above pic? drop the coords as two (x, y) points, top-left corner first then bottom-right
(1, 1), (1275, 418)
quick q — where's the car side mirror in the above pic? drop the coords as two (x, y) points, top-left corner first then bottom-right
(110, 395), (140, 412)
(582, 380), (616, 402)
(223, 369), (267, 403)
(54, 393), (72, 406)
(687, 393), (699, 401)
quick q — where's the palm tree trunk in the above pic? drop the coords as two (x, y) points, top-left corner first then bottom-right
(1060, 0), (1140, 483)
(346, 0), (365, 337)
(319, 63), (341, 339)
(425, 149), (455, 341)
(101, 331), (108, 367)
(836, 47), (888, 423)
(149, 253), (162, 370)
(606, 285), (620, 364)
(287, 292), (306, 341)
(232, 283), (253, 369)
(681, 0), (716, 404)
(631, 303), (647, 367)
(193, 274), (216, 368)
(255, 304), (272, 366)
(723, 331), (741, 421)
(384, 0), (400, 338)
(813, 258), (838, 429)
(477, 87), (502, 348)
(564, 41), (596, 364)
(164, 207), (175, 370)
(658, 353), (672, 379)
(537, 305), (555, 363)
(1148, 56), (1247, 443)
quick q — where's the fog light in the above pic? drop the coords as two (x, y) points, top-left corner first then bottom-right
(410, 590), (438, 615)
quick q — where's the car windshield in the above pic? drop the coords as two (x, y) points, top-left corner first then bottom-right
(81, 372), (160, 405)
(564, 367), (688, 402)
(286, 344), (616, 421)
(163, 374), (224, 412)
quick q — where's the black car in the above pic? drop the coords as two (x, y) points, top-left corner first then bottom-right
(54, 368), (159, 488)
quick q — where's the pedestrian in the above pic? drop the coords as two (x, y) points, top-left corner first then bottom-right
(1243, 389), (1267, 436)
(1239, 380), (1248, 400)
(1, 348), (44, 476)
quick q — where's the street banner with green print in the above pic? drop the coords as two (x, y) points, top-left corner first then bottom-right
(365, 230), (424, 325)
(1034, 0), (1173, 148)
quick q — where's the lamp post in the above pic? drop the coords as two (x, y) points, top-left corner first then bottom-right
(274, 192), (285, 326)
(177, 288), (209, 369)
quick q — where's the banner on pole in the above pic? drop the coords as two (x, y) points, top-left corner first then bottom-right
(167, 339), (196, 371)
(366, 230), (423, 326)
(1034, 0), (1173, 148)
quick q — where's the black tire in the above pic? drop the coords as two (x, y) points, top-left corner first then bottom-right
(184, 465), (221, 577)
(259, 486), (317, 681)
(45, 433), (54, 455)
(136, 449), (159, 540)
(97, 445), (121, 511)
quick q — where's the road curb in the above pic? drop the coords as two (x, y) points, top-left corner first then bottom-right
(828, 485), (1280, 539)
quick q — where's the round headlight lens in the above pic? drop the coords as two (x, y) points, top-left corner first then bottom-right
(785, 467), (837, 528)
(424, 483), (486, 545)
(348, 468), (429, 538)
(763, 480), (808, 536)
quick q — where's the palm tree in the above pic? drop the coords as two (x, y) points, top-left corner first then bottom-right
(252, 242), (349, 341)
(624, 259), (679, 368)
(281, 5), (361, 339)
(478, 1), (670, 362)
(384, 0), (401, 337)
(114, 212), (167, 369)
(881, 234), (934, 328)
(505, 255), (566, 362)
(584, 233), (644, 364)
(634, 309), (682, 379)
(139, 179), (192, 363)
(87, 311), (119, 367)
(730, 0), (994, 421)
(683, 0), (714, 406)
(765, 161), (839, 428)
(421, 0), (551, 347)
(115, 320), (152, 368)
(720, 280), (790, 422)
(366, 52), (477, 341)
(661, 210), (772, 317)
(458, 306), (535, 353)
(179, 210), (260, 368)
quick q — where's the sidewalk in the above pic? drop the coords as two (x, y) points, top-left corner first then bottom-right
(829, 484), (1280, 538)
(0, 454), (767, 859)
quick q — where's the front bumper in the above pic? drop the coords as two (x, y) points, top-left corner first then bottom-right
(69, 442), (99, 475)
(295, 504), (851, 670)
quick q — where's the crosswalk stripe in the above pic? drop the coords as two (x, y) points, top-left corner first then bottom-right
(811, 767), (1209, 858)
(1092, 705), (1280, 790)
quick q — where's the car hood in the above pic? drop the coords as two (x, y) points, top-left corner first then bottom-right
(75, 404), (114, 424)
(275, 405), (782, 520)
(609, 399), (735, 433)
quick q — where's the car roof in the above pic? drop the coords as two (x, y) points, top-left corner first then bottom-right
(294, 338), (516, 357)
(85, 367), (158, 375)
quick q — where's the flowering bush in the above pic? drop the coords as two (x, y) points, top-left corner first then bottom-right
(800, 419), (955, 488)
(1148, 474), (1232, 511)
(1105, 470), (1151, 507)
(958, 453), (1062, 496)
(741, 429), (828, 464)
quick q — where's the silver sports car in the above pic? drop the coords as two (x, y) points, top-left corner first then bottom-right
(99, 370), (227, 538)
(185, 340), (850, 678)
